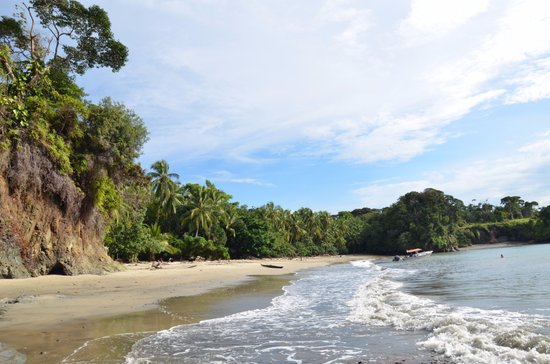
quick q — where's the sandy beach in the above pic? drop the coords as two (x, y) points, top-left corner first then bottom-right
(0, 255), (374, 363)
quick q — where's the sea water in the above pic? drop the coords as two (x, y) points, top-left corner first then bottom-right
(125, 244), (550, 363)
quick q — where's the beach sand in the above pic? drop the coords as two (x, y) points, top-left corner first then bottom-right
(0, 255), (374, 363)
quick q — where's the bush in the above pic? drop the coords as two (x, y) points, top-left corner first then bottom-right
(180, 235), (230, 260)
(104, 209), (149, 262)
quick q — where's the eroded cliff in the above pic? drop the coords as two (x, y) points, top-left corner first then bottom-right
(0, 145), (121, 278)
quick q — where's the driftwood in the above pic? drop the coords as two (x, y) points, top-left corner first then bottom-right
(261, 264), (283, 269)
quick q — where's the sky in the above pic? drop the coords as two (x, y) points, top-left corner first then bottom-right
(2, 0), (550, 212)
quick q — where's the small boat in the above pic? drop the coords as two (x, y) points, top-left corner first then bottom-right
(261, 264), (284, 269)
(406, 248), (433, 257)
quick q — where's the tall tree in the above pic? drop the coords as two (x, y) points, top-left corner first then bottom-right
(522, 201), (539, 218)
(0, 0), (128, 81)
(500, 196), (524, 220)
(180, 180), (234, 243)
(147, 160), (182, 218)
(182, 183), (215, 238)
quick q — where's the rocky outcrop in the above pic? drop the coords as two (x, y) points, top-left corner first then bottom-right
(0, 145), (121, 278)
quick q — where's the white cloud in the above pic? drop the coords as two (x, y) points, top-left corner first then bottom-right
(78, 0), (550, 166)
(354, 179), (433, 208)
(354, 132), (550, 208)
(505, 57), (550, 104)
(211, 171), (276, 188)
(320, 0), (372, 52)
(400, 0), (490, 40)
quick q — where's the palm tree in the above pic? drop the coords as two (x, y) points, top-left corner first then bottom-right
(288, 212), (305, 245)
(222, 203), (240, 238)
(297, 207), (321, 239)
(163, 182), (184, 215)
(182, 184), (214, 238)
(182, 180), (232, 240)
(143, 223), (179, 261)
(148, 160), (182, 220)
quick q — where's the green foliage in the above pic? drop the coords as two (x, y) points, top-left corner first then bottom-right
(181, 180), (232, 241)
(338, 211), (372, 253)
(141, 223), (180, 261)
(358, 188), (465, 254)
(147, 160), (182, 219)
(92, 175), (121, 215)
(533, 205), (550, 241)
(0, 16), (25, 48)
(227, 208), (289, 258)
(0, 1), (154, 267)
(104, 207), (149, 263)
(5, 0), (544, 263)
(26, 107), (74, 174)
(180, 235), (230, 260)
(81, 98), (148, 178)
(500, 196), (524, 220)
(2, 0), (129, 75)
(539, 206), (550, 225)
(460, 219), (536, 245)
(105, 161), (550, 260)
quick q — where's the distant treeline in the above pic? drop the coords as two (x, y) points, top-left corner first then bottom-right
(2, 1), (549, 264)
(107, 170), (550, 261)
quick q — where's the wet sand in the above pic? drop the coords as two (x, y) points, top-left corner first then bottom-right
(0, 256), (373, 363)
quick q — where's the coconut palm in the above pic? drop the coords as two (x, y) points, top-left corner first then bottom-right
(182, 180), (233, 239)
(182, 183), (214, 238)
(143, 223), (179, 261)
(148, 160), (182, 219)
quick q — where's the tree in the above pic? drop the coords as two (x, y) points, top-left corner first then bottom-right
(288, 212), (305, 245)
(82, 98), (148, 178)
(180, 181), (231, 239)
(522, 201), (539, 218)
(75, 98), (148, 217)
(500, 196), (524, 220)
(147, 160), (182, 218)
(1, 0), (129, 141)
(182, 183), (215, 238)
(142, 223), (179, 261)
(226, 207), (293, 258)
(358, 188), (465, 253)
(466, 200), (497, 223)
(104, 206), (149, 262)
(1, 0), (128, 80)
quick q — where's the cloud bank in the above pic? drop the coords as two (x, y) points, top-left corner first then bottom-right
(89, 0), (550, 167)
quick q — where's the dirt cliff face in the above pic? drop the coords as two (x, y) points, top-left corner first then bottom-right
(0, 145), (121, 278)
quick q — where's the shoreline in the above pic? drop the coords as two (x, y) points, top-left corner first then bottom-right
(459, 241), (530, 251)
(0, 255), (375, 363)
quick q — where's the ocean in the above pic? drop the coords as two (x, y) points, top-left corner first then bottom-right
(120, 244), (550, 363)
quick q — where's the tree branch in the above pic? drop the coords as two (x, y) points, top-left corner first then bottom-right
(0, 53), (17, 82)
(52, 23), (61, 63)
(23, 3), (37, 60)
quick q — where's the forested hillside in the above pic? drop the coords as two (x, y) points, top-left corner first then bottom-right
(0, 0), (145, 277)
(2, 1), (549, 278)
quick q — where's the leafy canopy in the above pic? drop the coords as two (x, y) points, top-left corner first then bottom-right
(1, 0), (128, 76)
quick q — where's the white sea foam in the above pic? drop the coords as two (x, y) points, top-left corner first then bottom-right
(347, 269), (550, 363)
(351, 260), (382, 270)
(127, 255), (550, 364)
(126, 263), (383, 363)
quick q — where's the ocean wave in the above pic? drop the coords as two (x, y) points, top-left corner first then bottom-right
(125, 263), (383, 363)
(347, 271), (550, 363)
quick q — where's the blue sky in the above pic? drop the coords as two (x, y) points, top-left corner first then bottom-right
(3, 0), (550, 212)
